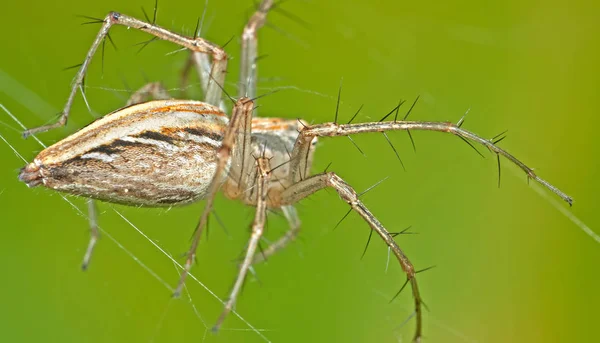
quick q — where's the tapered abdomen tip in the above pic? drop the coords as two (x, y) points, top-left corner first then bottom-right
(19, 162), (43, 187)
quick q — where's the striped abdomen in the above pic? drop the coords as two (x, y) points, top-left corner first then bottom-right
(19, 100), (228, 206)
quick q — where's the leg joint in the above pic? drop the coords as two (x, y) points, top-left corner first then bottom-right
(108, 12), (121, 22)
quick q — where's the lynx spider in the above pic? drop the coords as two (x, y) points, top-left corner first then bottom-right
(17, 1), (573, 341)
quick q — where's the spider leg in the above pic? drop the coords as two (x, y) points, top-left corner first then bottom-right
(252, 205), (301, 264)
(125, 82), (171, 106)
(81, 199), (99, 271)
(239, 0), (274, 100)
(288, 120), (572, 205)
(214, 157), (271, 331)
(179, 53), (197, 99)
(189, 53), (226, 106)
(279, 115), (573, 342)
(24, 11), (228, 137)
(180, 0), (274, 109)
(224, 0), (275, 191)
(275, 172), (424, 342)
(173, 97), (255, 297)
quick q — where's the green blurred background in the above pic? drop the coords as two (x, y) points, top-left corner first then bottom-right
(1, 1), (598, 342)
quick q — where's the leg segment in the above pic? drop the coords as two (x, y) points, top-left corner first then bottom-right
(288, 120), (572, 205)
(238, 0), (274, 99)
(178, 0), (273, 107)
(252, 205), (301, 264)
(180, 49), (227, 111)
(180, 52), (230, 112)
(24, 12), (227, 137)
(224, 91), (254, 199)
(190, 53), (227, 112)
(173, 97), (256, 297)
(125, 82), (171, 106)
(278, 172), (423, 342)
(214, 157), (271, 331)
(81, 199), (99, 270)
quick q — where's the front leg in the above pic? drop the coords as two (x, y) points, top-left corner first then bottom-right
(288, 119), (572, 205)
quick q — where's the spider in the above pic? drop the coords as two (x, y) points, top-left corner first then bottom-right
(16, 1), (572, 341)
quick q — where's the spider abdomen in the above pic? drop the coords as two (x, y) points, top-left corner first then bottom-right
(20, 100), (230, 206)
